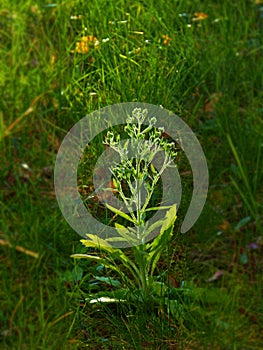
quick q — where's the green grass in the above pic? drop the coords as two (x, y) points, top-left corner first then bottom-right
(1, 0), (263, 349)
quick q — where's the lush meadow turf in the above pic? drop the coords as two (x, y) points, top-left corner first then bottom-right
(1, 0), (263, 349)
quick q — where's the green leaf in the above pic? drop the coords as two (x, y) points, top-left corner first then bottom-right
(115, 222), (135, 233)
(105, 203), (136, 223)
(145, 218), (165, 237)
(234, 216), (251, 232)
(71, 254), (124, 276)
(71, 254), (104, 261)
(145, 205), (173, 212)
(72, 266), (83, 282)
(160, 204), (177, 234)
(84, 238), (141, 286)
(150, 163), (157, 174)
(240, 252), (248, 265)
(81, 235), (114, 251)
(166, 299), (185, 321)
(151, 281), (167, 297)
(147, 204), (176, 252)
(112, 178), (119, 189)
(110, 223), (141, 245)
(145, 205), (177, 276)
(147, 226), (174, 276)
(81, 234), (134, 265)
(93, 276), (122, 287)
(106, 237), (132, 243)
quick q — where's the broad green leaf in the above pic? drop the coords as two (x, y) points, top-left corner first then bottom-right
(80, 237), (135, 272)
(72, 266), (83, 282)
(160, 204), (177, 234)
(146, 225), (173, 254)
(148, 226), (174, 276)
(145, 205), (173, 212)
(81, 235), (115, 254)
(112, 223), (141, 245)
(86, 234), (110, 245)
(112, 255), (140, 285)
(71, 254), (104, 261)
(80, 234), (141, 287)
(106, 237), (131, 243)
(234, 216), (251, 232)
(105, 203), (136, 223)
(71, 254), (124, 276)
(146, 204), (176, 253)
(145, 205), (176, 276)
(106, 236), (141, 246)
(145, 218), (165, 237)
(94, 276), (122, 287)
(115, 222), (136, 234)
(82, 238), (140, 284)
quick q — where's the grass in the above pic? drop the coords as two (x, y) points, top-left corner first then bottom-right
(1, 0), (263, 349)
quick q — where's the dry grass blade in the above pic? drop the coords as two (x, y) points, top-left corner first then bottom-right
(0, 239), (39, 259)
(3, 92), (47, 138)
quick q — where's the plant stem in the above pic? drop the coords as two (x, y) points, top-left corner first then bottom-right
(134, 243), (149, 298)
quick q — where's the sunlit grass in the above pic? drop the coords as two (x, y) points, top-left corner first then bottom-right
(1, 0), (262, 348)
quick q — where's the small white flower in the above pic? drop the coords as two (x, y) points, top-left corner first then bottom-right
(89, 297), (125, 303)
(21, 163), (31, 171)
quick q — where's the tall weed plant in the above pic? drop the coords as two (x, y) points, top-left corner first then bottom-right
(72, 108), (177, 305)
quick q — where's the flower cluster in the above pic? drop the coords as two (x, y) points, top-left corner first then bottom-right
(104, 108), (177, 163)
(103, 108), (178, 219)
